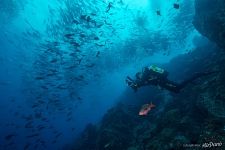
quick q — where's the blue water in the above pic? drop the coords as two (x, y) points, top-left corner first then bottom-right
(0, 0), (210, 149)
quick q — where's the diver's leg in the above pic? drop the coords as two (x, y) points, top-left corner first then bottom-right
(161, 80), (181, 93)
(178, 71), (218, 90)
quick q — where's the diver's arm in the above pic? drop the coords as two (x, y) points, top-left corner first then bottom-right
(126, 76), (134, 82)
(126, 76), (142, 91)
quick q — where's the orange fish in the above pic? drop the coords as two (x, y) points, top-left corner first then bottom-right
(139, 102), (156, 116)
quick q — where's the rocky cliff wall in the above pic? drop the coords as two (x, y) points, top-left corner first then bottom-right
(193, 0), (225, 49)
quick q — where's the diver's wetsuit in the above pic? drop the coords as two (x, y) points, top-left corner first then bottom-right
(126, 67), (217, 93)
(157, 72), (216, 93)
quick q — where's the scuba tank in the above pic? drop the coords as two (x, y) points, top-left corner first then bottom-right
(149, 65), (164, 74)
(148, 65), (168, 77)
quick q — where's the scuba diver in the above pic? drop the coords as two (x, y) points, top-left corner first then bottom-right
(126, 65), (217, 93)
